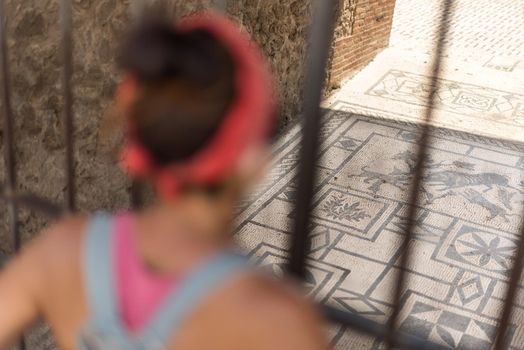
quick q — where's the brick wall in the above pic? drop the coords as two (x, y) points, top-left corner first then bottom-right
(328, 0), (396, 88)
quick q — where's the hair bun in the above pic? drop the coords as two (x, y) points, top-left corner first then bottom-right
(120, 19), (229, 85)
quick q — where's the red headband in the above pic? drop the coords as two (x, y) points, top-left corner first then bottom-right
(118, 12), (275, 200)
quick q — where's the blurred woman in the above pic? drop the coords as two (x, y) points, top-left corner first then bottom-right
(0, 11), (328, 350)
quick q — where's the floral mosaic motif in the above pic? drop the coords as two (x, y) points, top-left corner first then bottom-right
(435, 223), (520, 277)
(321, 194), (371, 223)
(455, 232), (516, 270)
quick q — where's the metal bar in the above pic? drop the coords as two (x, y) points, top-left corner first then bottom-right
(129, 0), (144, 206)
(287, 0), (337, 278)
(0, 0), (21, 255)
(493, 226), (524, 349)
(12, 194), (64, 218)
(0, 183), (63, 217)
(386, 1), (454, 348)
(0, 0), (14, 196)
(60, 0), (75, 212)
(322, 305), (449, 350)
(0, 1), (25, 348)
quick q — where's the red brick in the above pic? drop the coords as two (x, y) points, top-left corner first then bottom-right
(329, 0), (395, 86)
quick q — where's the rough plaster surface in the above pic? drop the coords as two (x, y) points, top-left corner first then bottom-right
(0, 0), (323, 247)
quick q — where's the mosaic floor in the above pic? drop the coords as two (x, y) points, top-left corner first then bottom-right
(331, 50), (524, 143)
(235, 1), (524, 348)
(235, 101), (524, 349)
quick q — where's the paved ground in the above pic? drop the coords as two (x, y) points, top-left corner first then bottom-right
(237, 1), (524, 349)
(390, 0), (524, 63)
(328, 0), (524, 142)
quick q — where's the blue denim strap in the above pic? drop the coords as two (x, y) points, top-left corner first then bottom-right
(82, 213), (124, 337)
(82, 214), (248, 348)
(139, 251), (248, 346)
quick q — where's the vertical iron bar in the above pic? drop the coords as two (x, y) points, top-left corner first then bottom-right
(129, 0), (144, 208)
(60, 0), (75, 211)
(0, 1), (25, 348)
(493, 225), (524, 349)
(0, 0), (20, 258)
(0, 0), (14, 197)
(12, 193), (64, 218)
(386, 1), (453, 348)
(287, 0), (337, 278)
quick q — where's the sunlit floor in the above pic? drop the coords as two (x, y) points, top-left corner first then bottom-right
(327, 0), (524, 143)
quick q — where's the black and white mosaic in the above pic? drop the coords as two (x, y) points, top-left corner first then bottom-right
(235, 101), (524, 349)
(366, 70), (524, 125)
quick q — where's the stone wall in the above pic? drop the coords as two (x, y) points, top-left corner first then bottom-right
(0, 0), (396, 247)
(0, 0), (317, 249)
(328, 0), (397, 88)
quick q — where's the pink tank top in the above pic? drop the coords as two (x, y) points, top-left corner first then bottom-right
(113, 214), (178, 332)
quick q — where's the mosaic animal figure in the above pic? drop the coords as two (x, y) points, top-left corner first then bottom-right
(353, 166), (411, 194)
(423, 170), (510, 193)
(351, 151), (522, 223)
(460, 189), (519, 222)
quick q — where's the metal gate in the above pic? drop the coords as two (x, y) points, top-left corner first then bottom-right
(0, 0), (521, 349)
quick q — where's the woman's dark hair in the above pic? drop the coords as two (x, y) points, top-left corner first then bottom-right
(119, 18), (236, 166)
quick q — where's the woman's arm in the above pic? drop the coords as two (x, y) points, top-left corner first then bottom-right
(0, 215), (85, 349)
(0, 241), (42, 348)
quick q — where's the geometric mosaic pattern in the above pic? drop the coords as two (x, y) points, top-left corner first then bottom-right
(374, 293), (516, 349)
(234, 101), (524, 349)
(366, 70), (524, 125)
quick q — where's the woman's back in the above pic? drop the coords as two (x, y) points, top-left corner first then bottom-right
(7, 212), (326, 350)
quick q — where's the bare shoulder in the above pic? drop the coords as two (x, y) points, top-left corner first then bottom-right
(229, 272), (329, 350)
(28, 214), (88, 253)
(0, 214), (89, 314)
(16, 214), (89, 275)
(39, 214), (88, 241)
